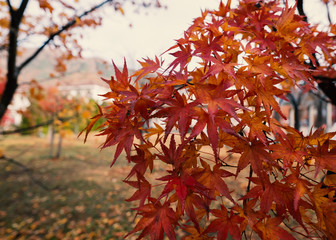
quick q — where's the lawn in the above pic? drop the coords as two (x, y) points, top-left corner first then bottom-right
(0, 134), (137, 240)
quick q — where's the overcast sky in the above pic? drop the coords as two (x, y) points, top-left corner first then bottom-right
(78, 0), (335, 69)
(79, 0), (220, 68)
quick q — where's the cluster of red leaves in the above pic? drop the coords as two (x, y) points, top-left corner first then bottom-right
(83, 1), (336, 239)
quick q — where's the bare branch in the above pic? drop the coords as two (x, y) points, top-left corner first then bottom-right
(17, 0), (114, 73)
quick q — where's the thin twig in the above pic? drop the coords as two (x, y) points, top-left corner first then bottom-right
(325, 1), (333, 25)
(271, 209), (311, 239)
(0, 156), (51, 190)
(243, 165), (253, 207)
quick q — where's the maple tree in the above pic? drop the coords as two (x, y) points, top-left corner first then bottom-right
(18, 82), (103, 158)
(0, 0), (162, 123)
(83, 0), (336, 239)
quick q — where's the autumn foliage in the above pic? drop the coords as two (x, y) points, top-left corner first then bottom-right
(83, 0), (336, 239)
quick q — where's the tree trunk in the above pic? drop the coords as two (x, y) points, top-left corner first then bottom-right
(55, 134), (63, 159)
(49, 115), (55, 158)
(287, 93), (302, 131)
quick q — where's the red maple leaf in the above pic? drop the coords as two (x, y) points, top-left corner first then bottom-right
(254, 216), (296, 240)
(124, 174), (151, 207)
(125, 199), (178, 240)
(310, 140), (336, 176)
(203, 205), (244, 240)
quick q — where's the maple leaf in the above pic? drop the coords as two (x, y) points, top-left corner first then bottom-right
(166, 43), (193, 72)
(112, 58), (130, 88)
(203, 205), (244, 240)
(243, 76), (287, 118)
(79, 104), (103, 142)
(99, 118), (144, 166)
(132, 56), (162, 80)
(244, 56), (274, 76)
(157, 135), (186, 167)
(154, 90), (198, 139)
(192, 34), (225, 62)
(124, 174), (151, 207)
(310, 140), (336, 176)
(125, 199), (178, 240)
(304, 127), (336, 147)
(231, 138), (273, 177)
(190, 107), (236, 161)
(38, 0), (53, 12)
(157, 171), (208, 213)
(309, 184), (336, 239)
(197, 160), (235, 203)
(126, 144), (155, 179)
(182, 224), (213, 240)
(181, 193), (210, 232)
(254, 216), (296, 240)
(213, 0), (232, 17)
(270, 134), (308, 170)
(284, 172), (312, 211)
(202, 55), (237, 80)
(102, 59), (130, 95)
(144, 122), (164, 145)
(194, 82), (245, 120)
(275, 2), (307, 40)
(119, 84), (158, 120)
(237, 110), (270, 144)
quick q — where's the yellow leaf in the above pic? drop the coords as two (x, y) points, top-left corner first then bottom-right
(82, 110), (91, 119)
(58, 218), (67, 225)
(115, 3), (124, 15)
(118, 6), (124, 15)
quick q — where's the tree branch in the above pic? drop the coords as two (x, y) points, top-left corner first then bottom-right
(296, 0), (307, 22)
(6, 0), (13, 14)
(17, 0), (114, 73)
(1, 155), (51, 190)
(0, 115), (76, 135)
(318, 81), (336, 106)
(17, 0), (29, 22)
(0, 0), (29, 121)
(325, 1), (333, 25)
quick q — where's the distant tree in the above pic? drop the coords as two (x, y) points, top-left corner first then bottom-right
(19, 82), (104, 158)
(84, 0), (336, 239)
(0, 0), (162, 122)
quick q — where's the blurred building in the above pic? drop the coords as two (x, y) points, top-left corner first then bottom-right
(274, 89), (336, 134)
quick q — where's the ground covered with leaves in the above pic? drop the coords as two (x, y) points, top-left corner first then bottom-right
(0, 135), (252, 240)
(0, 134), (141, 240)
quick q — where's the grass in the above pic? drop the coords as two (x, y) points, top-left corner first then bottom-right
(0, 134), (137, 240)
